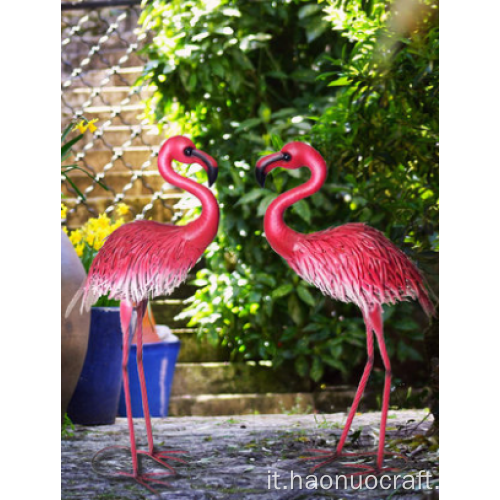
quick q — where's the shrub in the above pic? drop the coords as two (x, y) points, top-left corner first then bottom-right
(137, 0), (438, 386)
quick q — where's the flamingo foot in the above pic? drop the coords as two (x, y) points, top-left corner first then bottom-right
(302, 449), (407, 474)
(137, 448), (189, 475)
(91, 446), (187, 493)
(112, 470), (173, 494)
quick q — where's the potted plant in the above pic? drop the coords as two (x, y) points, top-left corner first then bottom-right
(65, 205), (181, 423)
(64, 209), (128, 425)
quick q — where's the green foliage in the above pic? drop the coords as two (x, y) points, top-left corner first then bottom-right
(61, 119), (109, 200)
(62, 413), (75, 439)
(138, 0), (438, 385)
(313, 0), (439, 253)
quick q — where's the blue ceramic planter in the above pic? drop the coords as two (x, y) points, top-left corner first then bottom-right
(118, 340), (180, 418)
(67, 307), (123, 425)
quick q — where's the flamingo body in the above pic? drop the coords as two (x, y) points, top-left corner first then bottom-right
(68, 136), (219, 493)
(287, 222), (434, 317)
(256, 141), (434, 475)
(80, 220), (206, 309)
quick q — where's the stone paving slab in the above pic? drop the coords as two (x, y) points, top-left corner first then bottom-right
(62, 410), (438, 500)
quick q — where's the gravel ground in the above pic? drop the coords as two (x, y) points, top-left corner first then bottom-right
(62, 410), (439, 499)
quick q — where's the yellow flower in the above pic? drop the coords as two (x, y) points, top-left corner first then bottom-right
(69, 230), (83, 245)
(86, 234), (96, 247)
(72, 118), (99, 134)
(87, 216), (109, 236)
(111, 218), (125, 232)
(68, 210), (125, 259)
(75, 243), (84, 257)
(96, 228), (110, 245)
(72, 120), (87, 134)
(61, 203), (68, 219)
(115, 203), (129, 216)
(87, 119), (99, 133)
(62, 227), (68, 235)
(99, 213), (111, 225)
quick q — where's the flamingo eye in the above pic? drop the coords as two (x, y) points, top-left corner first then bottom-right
(282, 152), (292, 162)
(184, 147), (193, 157)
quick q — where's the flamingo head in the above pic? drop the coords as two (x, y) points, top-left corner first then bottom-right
(255, 141), (315, 187)
(164, 135), (218, 186)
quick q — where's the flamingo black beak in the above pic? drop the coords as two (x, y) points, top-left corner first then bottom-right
(192, 149), (218, 187)
(255, 152), (286, 188)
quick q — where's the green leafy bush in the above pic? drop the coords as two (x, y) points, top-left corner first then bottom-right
(138, 0), (438, 386)
(312, 0), (439, 253)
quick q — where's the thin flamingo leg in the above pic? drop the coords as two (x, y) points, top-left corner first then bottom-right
(91, 301), (173, 494)
(120, 301), (138, 475)
(304, 310), (374, 471)
(135, 300), (188, 473)
(333, 307), (403, 478)
(304, 306), (406, 475)
(135, 300), (154, 452)
(370, 306), (392, 470)
(335, 311), (374, 456)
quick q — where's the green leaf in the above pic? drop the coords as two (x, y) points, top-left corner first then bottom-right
(190, 278), (208, 286)
(393, 319), (419, 331)
(323, 357), (346, 374)
(328, 76), (352, 87)
(235, 188), (264, 206)
(257, 193), (276, 217)
(61, 133), (84, 159)
(61, 165), (110, 191)
(295, 356), (309, 377)
(271, 283), (294, 299)
(256, 273), (276, 287)
(188, 73), (197, 90)
(271, 108), (297, 119)
(270, 134), (284, 150)
(397, 342), (423, 362)
(61, 122), (74, 143)
(62, 173), (85, 200)
(298, 4), (322, 19)
(292, 200), (311, 223)
(305, 20), (329, 43)
(236, 117), (262, 131)
(266, 70), (288, 80)
(297, 285), (316, 307)
(212, 61), (225, 78)
(302, 323), (321, 333)
(291, 69), (317, 83)
(310, 357), (324, 382)
(288, 294), (304, 325)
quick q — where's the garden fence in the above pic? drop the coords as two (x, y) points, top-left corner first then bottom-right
(61, 0), (198, 333)
(61, 0), (182, 230)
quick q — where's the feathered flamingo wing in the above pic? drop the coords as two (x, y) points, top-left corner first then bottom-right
(73, 220), (205, 312)
(288, 223), (434, 316)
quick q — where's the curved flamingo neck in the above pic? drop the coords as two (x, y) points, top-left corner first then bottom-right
(264, 149), (327, 258)
(158, 149), (219, 248)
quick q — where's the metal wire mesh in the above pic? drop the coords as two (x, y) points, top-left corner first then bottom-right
(61, 1), (205, 346)
(61, 1), (182, 230)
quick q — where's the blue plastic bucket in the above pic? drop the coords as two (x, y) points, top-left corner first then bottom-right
(118, 340), (180, 418)
(67, 307), (123, 425)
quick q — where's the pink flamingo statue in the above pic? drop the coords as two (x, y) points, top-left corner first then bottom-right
(68, 136), (219, 492)
(256, 142), (434, 474)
